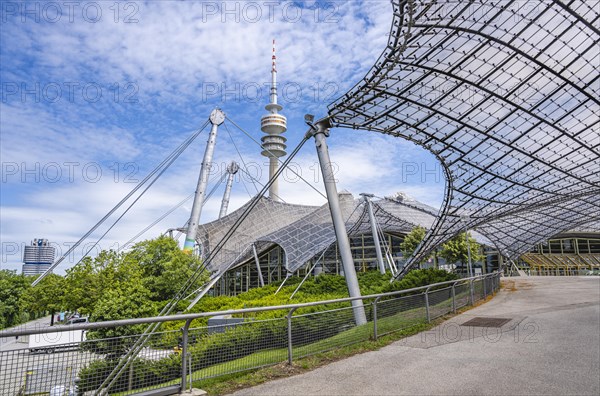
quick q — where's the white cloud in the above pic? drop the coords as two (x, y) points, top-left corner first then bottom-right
(1, 1), (446, 273)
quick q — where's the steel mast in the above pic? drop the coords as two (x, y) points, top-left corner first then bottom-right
(219, 161), (240, 219)
(361, 193), (386, 275)
(183, 109), (225, 254)
(307, 116), (367, 326)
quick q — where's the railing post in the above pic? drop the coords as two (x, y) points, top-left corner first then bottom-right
(451, 282), (457, 313)
(469, 279), (475, 305)
(425, 287), (431, 323)
(188, 352), (193, 391)
(287, 307), (297, 365)
(373, 297), (381, 340)
(128, 360), (134, 391)
(483, 275), (487, 299)
(181, 318), (193, 392)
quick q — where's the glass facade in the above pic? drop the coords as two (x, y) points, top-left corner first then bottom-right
(521, 234), (600, 275)
(536, 237), (600, 255)
(214, 231), (493, 296)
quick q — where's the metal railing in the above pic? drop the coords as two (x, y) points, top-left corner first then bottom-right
(0, 272), (501, 395)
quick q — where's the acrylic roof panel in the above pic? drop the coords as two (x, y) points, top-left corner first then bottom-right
(360, 203), (417, 236)
(256, 193), (490, 273)
(193, 191), (496, 275)
(475, 190), (600, 257)
(196, 196), (318, 272)
(376, 196), (437, 228)
(328, 0), (600, 275)
(258, 193), (425, 273)
(564, 220), (600, 235)
(258, 192), (360, 272)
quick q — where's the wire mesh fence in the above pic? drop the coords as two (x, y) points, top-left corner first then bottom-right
(0, 272), (500, 395)
(189, 317), (288, 382)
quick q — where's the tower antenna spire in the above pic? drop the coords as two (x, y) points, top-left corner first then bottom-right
(271, 38), (277, 105)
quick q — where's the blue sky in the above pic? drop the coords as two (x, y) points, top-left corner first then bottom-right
(1, 1), (444, 273)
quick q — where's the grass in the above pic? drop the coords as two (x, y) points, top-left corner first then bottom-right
(185, 306), (429, 385)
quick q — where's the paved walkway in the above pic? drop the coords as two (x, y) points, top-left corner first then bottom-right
(231, 277), (600, 396)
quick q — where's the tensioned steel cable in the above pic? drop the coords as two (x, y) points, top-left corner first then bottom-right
(119, 192), (194, 251)
(177, 134), (312, 302)
(373, 213), (398, 274)
(119, 171), (228, 251)
(98, 133), (312, 393)
(223, 120), (260, 195)
(238, 172), (256, 199)
(237, 166), (288, 203)
(223, 119), (288, 202)
(97, 188), (211, 393)
(32, 120), (211, 286)
(225, 115), (328, 200)
(290, 200), (365, 298)
(70, 126), (209, 270)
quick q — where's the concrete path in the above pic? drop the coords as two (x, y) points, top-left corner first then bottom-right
(230, 277), (600, 396)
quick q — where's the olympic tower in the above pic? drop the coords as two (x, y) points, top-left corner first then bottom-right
(260, 39), (287, 201)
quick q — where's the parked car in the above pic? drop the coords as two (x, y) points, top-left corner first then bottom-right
(66, 317), (88, 325)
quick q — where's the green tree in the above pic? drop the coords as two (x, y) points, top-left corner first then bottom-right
(86, 280), (158, 356)
(400, 226), (426, 256)
(20, 273), (66, 320)
(400, 226), (436, 266)
(0, 270), (30, 329)
(439, 232), (484, 268)
(62, 256), (99, 315)
(62, 250), (126, 316)
(123, 236), (206, 302)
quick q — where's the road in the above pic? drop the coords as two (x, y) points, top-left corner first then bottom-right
(0, 316), (91, 396)
(0, 315), (53, 352)
(230, 276), (600, 396)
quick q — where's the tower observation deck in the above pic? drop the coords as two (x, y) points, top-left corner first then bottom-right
(261, 39), (287, 201)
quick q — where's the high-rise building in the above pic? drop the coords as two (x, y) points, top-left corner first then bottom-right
(22, 238), (55, 276)
(260, 39), (287, 202)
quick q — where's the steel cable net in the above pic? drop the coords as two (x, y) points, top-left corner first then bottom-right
(327, 0), (600, 273)
(258, 193), (426, 272)
(256, 192), (360, 272)
(196, 191), (493, 275)
(190, 196), (317, 272)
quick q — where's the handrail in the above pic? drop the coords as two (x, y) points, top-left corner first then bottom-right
(0, 272), (500, 338)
